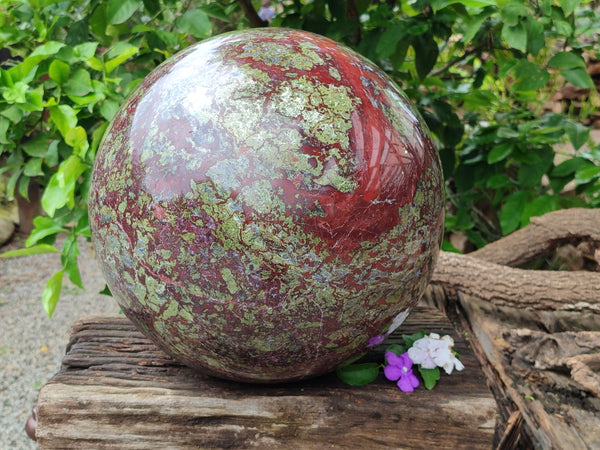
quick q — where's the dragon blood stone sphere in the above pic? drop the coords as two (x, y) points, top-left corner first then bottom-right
(89, 28), (444, 383)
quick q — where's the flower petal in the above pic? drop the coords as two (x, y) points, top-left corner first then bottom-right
(385, 351), (403, 366)
(454, 357), (465, 372)
(408, 346), (436, 369)
(368, 333), (387, 347)
(384, 364), (403, 381)
(397, 372), (420, 392)
(398, 352), (413, 369)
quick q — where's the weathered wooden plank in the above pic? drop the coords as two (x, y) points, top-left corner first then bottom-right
(35, 307), (496, 449)
(458, 295), (600, 449)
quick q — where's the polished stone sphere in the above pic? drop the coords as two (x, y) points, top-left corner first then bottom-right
(89, 28), (444, 383)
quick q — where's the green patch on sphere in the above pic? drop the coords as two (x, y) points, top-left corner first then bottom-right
(221, 267), (240, 295)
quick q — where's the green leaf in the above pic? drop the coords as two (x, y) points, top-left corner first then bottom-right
(23, 157), (43, 177)
(105, 44), (139, 74)
(46, 140), (59, 168)
(561, 68), (595, 88)
(65, 19), (89, 46)
(521, 195), (557, 227)
(0, 244), (59, 259)
(62, 233), (83, 288)
(376, 24), (406, 59)
(91, 122), (109, 155)
(413, 34), (438, 80)
(548, 52), (586, 70)
(488, 142), (514, 163)
(418, 366), (440, 390)
(496, 127), (520, 139)
(99, 284), (113, 296)
(142, 0), (161, 15)
(500, 190), (528, 235)
(431, 0), (496, 13)
(525, 17), (544, 56)
(558, 0), (581, 16)
(22, 86), (44, 112)
(49, 59), (71, 84)
(518, 161), (550, 188)
(1, 104), (24, 123)
(25, 216), (67, 247)
(553, 19), (572, 37)
(99, 99), (120, 121)
(41, 155), (86, 217)
(385, 343), (407, 356)
(49, 104), (78, 139)
(336, 363), (380, 386)
(89, 2), (109, 41)
(2, 81), (28, 104)
(5, 168), (22, 199)
(22, 133), (50, 157)
(565, 121), (589, 151)
(486, 174), (512, 189)
(501, 2), (531, 26)
(86, 56), (104, 72)
(402, 330), (426, 348)
(463, 10), (494, 43)
(107, 0), (141, 24)
(30, 41), (66, 58)
(442, 240), (462, 253)
(17, 174), (30, 200)
(199, 3), (230, 22)
(176, 9), (212, 39)
(0, 117), (10, 144)
(552, 157), (588, 177)
(574, 165), (600, 185)
(73, 42), (99, 60)
(43, 269), (64, 317)
(65, 126), (89, 158)
(64, 68), (93, 97)
(465, 229), (488, 249)
(513, 61), (549, 91)
(502, 22), (527, 53)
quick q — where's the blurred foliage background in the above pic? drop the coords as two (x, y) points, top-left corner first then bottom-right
(1, 0), (599, 315)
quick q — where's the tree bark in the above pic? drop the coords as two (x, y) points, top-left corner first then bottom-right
(33, 309), (496, 449)
(432, 251), (600, 312)
(238, 0), (268, 27)
(431, 208), (600, 312)
(457, 295), (600, 449)
(469, 208), (600, 267)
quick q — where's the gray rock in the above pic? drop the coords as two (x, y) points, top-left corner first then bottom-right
(0, 216), (15, 246)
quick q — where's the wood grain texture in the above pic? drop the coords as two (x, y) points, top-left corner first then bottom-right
(431, 207), (600, 313)
(458, 296), (600, 450)
(432, 251), (600, 312)
(35, 307), (496, 449)
(469, 208), (600, 267)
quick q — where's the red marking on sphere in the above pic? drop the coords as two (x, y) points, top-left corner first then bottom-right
(215, 33), (435, 256)
(89, 28), (444, 383)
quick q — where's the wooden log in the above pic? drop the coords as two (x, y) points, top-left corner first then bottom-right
(432, 251), (600, 313)
(469, 208), (600, 268)
(457, 295), (600, 449)
(34, 307), (496, 449)
(431, 207), (600, 313)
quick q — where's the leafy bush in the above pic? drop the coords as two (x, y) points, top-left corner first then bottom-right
(0, 0), (238, 314)
(1, 0), (599, 315)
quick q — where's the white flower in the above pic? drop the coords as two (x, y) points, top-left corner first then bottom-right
(407, 333), (464, 374)
(387, 309), (410, 335)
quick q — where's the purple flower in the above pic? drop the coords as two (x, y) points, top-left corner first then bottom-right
(367, 333), (389, 347)
(384, 351), (420, 392)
